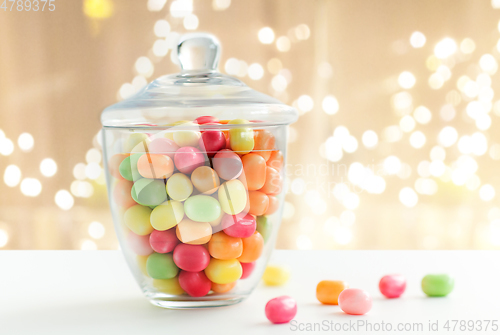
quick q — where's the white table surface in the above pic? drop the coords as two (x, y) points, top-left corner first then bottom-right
(1, 250), (499, 335)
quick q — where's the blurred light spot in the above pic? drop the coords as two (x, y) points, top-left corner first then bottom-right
(296, 235), (312, 250)
(436, 65), (451, 81)
(362, 130), (378, 148)
(489, 143), (500, 160)
(460, 38), (475, 54)
(283, 201), (295, 219)
(81, 239), (97, 250)
(88, 221), (105, 239)
(170, 0), (193, 17)
(398, 71), (416, 89)
(324, 136), (343, 162)
(183, 14), (199, 30)
(366, 176), (386, 194)
(348, 162), (368, 185)
(428, 73), (444, 89)
(153, 39), (169, 57)
(317, 62), (333, 78)
(83, 0), (114, 19)
(471, 132), (488, 156)
(334, 226), (353, 245)
(438, 126), (458, 147)
(119, 83), (134, 100)
(0, 229), (8, 248)
(71, 181), (94, 198)
(4, 165), (21, 187)
(479, 54), (498, 75)
(295, 24), (310, 40)
(40, 158), (57, 177)
(85, 163), (102, 180)
(276, 36), (291, 52)
(410, 131), (426, 148)
(426, 55), (441, 71)
(132, 76), (147, 92)
(248, 63), (264, 80)
(334, 126), (349, 139)
(212, 0), (231, 10)
(430, 146), (446, 161)
(154, 20), (170, 37)
(429, 160), (446, 177)
(466, 174), (481, 191)
(342, 193), (359, 210)
(271, 75), (287, 92)
(342, 136), (358, 153)
(86, 148), (101, 164)
(0, 138), (14, 156)
(477, 73), (492, 88)
(440, 104), (456, 122)
(382, 125), (403, 142)
(55, 190), (74, 210)
(166, 32), (180, 49)
(384, 156), (401, 174)
(322, 95), (339, 115)
(464, 80), (479, 98)
(290, 178), (306, 195)
(476, 114), (492, 131)
(399, 115), (415, 132)
(458, 135), (473, 154)
(267, 58), (282, 75)
(297, 95), (314, 112)
(434, 38), (457, 59)
(413, 106), (432, 124)
(73, 163), (87, 180)
(258, 27), (275, 44)
(135, 57), (153, 75)
(489, 207), (500, 221)
(480, 184), (496, 201)
(399, 187), (418, 207)
(391, 92), (413, 112)
(409, 31), (426, 48)
(18, 133), (34, 152)
(333, 183), (350, 200)
(415, 178), (438, 195)
(417, 161), (431, 177)
(20, 178), (42, 197)
(224, 58), (240, 75)
(148, 0), (167, 11)
(236, 61), (248, 77)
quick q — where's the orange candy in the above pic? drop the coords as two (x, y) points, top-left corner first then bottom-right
(316, 280), (349, 305)
(113, 179), (136, 209)
(259, 167), (282, 195)
(191, 166), (220, 195)
(208, 231), (243, 260)
(238, 231), (264, 263)
(253, 130), (275, 161)
(176, 219), (212, 245)
(266, 196), (279, 215)
(108, 153), (129, 179)
(248, 191), (269, 216)
(242, 153), (267, 191)
(267, 150), (283, 171)
(137, 154), (174, 179)
(211, 281), (237, 293)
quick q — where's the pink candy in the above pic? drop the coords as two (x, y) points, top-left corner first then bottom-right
(265, 296), (297, 324)
(212, 149), (243, 180)
(148, 138), (179, 159)
(149, 229), (179, 254)
(195, 116), (218, 124)
(379, 274), (406, 298)
(173, 244), (210, 272)
(338, 288), (372, 315)
(222, 213), (256, 238)
(240, 261), (256, 279)
(174, 146), (206, 174)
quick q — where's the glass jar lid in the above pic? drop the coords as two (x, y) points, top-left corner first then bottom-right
(101, 33), (298, 128)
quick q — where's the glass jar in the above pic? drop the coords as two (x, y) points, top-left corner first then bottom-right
(101, 33), (298, 308)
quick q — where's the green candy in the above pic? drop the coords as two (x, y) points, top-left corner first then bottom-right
(131, 178), (167, 207)
(184, 195), (221, 222)
(421, 274), (454, 297)
(119, 154), (142, 181)
(146, 253), (179, 279)
(257, 216), (271, 242)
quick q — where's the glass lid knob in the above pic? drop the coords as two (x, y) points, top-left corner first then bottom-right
(176, 33), (221, 72)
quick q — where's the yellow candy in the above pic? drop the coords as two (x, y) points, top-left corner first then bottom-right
(204, 258), (242, 284)
(172, 121), (201, 147)
(167, 173), (193, 201)
(153, 277), (185, 295)
(124, 205), (153, 235)
(125, 133), (150, 153)
(228, 119), (254, 154)
(262, 265), (290, 286)
(136, 255), (149, 277)
(218, 179), (248, 215)
(150, 200), (185, 231)
(164, 132), (174, 140)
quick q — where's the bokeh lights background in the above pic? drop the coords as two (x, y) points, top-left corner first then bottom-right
(2, 0), (500, 250)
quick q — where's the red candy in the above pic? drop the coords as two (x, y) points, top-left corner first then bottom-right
(178, 270), (212, 297)
(174, 146), (206, 174)
(149, 229), (179, 253)
(173, 244), (211, 272)
(199, 130), (226, 157)
(148, 138), (180, 159)
(240, 261), (256, 279)
(265, 296), (297, 324)
(195, 116), (219, 125)
(379, 274), (406, 298)
(212, 149), (243, 180)
(222, 213), (256, 238)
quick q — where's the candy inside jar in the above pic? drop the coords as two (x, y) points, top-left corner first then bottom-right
(101, 33), (297, 308)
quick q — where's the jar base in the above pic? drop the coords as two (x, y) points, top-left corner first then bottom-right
(148, 296), (247, 309)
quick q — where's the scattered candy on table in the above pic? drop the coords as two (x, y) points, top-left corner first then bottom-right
(421, 274), (454, 297)
(265, 296), (297, 324)
(316, 280), (349, 305)
(379, 274), (406, 298)
(262, 265), (290, 286)
(338, 288), (372, 315)
(108, 117), (283, 298)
